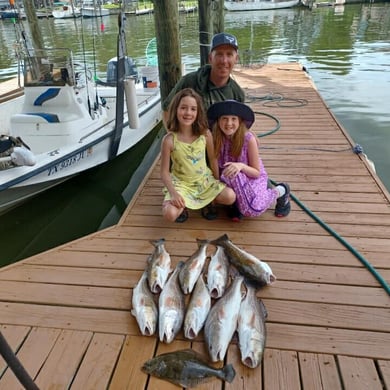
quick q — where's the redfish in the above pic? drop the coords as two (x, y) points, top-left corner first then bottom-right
(238, 285), (267, 368)
(158, 261), (185, 343)
(131, 270), (158, 336)
(204, 275), (244, 362)
(146, 238), (171, 294)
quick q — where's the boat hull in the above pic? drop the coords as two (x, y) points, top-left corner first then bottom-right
(0, 97), (161, 215)
(81, 7), (110, 18)
(224, 0), (300, 11)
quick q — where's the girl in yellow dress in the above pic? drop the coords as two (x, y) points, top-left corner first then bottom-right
(161, 88), (236, 222)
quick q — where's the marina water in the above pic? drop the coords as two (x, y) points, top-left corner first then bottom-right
(0, 3), (389, 266)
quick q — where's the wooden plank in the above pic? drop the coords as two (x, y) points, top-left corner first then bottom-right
(264, 300), (390, 332)
(109, 335), (156, 390)
(378, 360), (390, 389)
(0, 325), (30, 378)
(299, 352), (342, 390)
(0, 280), (131, 310)
(261, 281), (389, 308)
(0, 265), (135, 288)
(34, 330), (92, 389)
(0, 327), (60, 389)
(267, 323), (390, 359)
(71, 333), (124, 390)
(338, 355), (383, 390)
(0, 302), (134, 335)
(263, 349), (300, 390)
(225, 343), (262, 390)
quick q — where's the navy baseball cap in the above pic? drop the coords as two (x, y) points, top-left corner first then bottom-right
(210, 33), (238, 52)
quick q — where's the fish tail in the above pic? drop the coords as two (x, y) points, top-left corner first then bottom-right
(150, 238), (165, 247)
(196, 238), (210, 247)
(222, 364), (236, 383)
(210, 233), (229, 246)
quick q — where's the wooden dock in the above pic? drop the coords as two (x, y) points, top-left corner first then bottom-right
(0, 63), (389, 390)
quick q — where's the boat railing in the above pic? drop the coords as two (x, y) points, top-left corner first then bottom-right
(22, 48), (76, 87)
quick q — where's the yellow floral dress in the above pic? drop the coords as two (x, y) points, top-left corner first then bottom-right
(163, 133), (226, 209)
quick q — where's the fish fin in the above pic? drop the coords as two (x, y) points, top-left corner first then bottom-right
(196, 238), (210, 246)
(258, 299), (268, 319)
(210, 233), (229, 245)
(222, 364), (236, 383)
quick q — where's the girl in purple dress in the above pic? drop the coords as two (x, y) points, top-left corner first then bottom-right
(207, 100), (291, 221)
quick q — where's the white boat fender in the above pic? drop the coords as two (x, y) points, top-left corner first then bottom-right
(11, 147), (36, 166)
(124, 78), (140, 129)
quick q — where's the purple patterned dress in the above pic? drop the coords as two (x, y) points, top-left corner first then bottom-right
(219, 132), (278, 217)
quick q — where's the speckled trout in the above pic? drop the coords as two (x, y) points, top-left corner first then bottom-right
(179, 238), (209, 294)
(183, 274), (211, 340)
(210, 234), (276, 288)
(204, 275), (244, 362)
(238, 286), (267, 368)
(131, 270), (158, 336)
(158, 261), (185, 343)
(147, 238), (171, 294)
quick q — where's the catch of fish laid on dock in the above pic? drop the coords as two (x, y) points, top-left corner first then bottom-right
(131, 235), (271, 386)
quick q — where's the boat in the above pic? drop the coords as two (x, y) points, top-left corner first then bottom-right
(52, 3), (81, 19)
(0, 13), (161, 215)
(224, 0), (300, 11)
(81, 0), (109, 18)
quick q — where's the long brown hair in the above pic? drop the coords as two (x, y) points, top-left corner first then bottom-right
(213, 118), (247, 158)
(166, 88), (208, 136)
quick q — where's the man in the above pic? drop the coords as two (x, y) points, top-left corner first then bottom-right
(162, 32), (245, 124)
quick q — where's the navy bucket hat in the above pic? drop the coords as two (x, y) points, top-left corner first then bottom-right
(207, 100), (255, 129)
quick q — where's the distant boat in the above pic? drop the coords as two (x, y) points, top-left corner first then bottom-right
(224, 0), (300, 11)
(81, 1), (109, 18)
(52, 4), (81, 19)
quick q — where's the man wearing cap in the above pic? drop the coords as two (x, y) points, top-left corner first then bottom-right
(162, 32), (245, 124)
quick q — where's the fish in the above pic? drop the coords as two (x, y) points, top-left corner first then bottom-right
(183, 274), (211, 340)
(207, 245), (230, 299)
(158, 261), (185, 343)
(179, 238), (209, 294)
(131, 270), (158, 336)
(141, 348), (236, 388)
(237, 286), (268, 368)
(146, 238), (171, 294)
(204, 275), (244, 362)
(210, 234), (276, 288)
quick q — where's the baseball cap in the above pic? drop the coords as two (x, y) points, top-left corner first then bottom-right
(210, 33), (238, 52)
